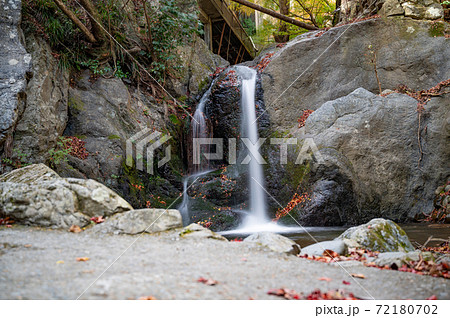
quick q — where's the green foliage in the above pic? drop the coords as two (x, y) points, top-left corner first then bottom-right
(22, 0), (198, 86)
(1, 149), (30, 169)
(22, 0), (91, 70)
(145, 0), (200, 82)
(241, 17), (256, 36)
(48, 137), (72, 167)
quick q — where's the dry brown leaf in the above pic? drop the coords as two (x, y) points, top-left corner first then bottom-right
(69, 225), (82, 233)
(318, 277), (332, 282)
(351, 273), (366, 279)
(138, 296), (157, 300)
(76, 257), (90, 262)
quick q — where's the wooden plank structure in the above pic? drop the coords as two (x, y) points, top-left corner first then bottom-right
(198, 0), (257, 64)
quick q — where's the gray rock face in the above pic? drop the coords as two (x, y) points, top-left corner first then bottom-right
(402, 0), (444, 19)
(262, 18), (449, 131)
(337, 218), (415, 252)
(0, 164), (132, 228)
(0, 0), (32, 149)
(167, 37), (229, 97)
(296, 88), (449, 224)
(92, 209), (182, 234)
(244, 232), (301, 255)
(11, 35), (69, 164)
(380, 0), (405, 16)
(300, 240), (347, 256)
(62, 71), (164, 187)
(374, 251), (435, 267)
(179, 223), (227, 241)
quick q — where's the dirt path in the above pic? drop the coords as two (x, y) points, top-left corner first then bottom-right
(0, 226), (448, 300)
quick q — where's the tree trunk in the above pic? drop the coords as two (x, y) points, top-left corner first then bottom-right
(275, 0), (290, 43)
(79, 0), (106, 42)
(53, 0), (97, 43)
(333, 0), (341, 26)
(230, 0), (318, 30)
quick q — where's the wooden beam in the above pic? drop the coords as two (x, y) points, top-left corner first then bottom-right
(206, 0), (257, 57)
(230, 0), (318, 31)
(226, 27), (231, 61)
(235, 45), (243, 65)
(217, 22), (226, 56)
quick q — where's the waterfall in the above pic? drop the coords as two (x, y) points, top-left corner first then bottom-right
(178, 81), (215, 225)
(191, 83), (213, 173)
(179, 66), (277, 230)
(236, 66), (269, 226)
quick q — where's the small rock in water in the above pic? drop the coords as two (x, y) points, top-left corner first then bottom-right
(337, 218), (415, 253)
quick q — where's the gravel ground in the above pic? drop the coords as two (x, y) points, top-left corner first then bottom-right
(0, 226), (449, 300)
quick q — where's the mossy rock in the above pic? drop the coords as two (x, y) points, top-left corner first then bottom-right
(337, 218), (415, 253)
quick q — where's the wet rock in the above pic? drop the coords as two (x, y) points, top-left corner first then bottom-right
(244, 232), (301, 255)
(301, 240), (347, 256)
(0, 164), (132, 228)
(92, 209), (182, 234)
(179, 223), (227, 241)
(337, 218), (415, 252)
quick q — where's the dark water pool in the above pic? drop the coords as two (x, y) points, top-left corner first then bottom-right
(224, 223), (450, 248)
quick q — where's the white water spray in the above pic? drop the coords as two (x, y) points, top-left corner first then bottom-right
(235, 66), (269, 227)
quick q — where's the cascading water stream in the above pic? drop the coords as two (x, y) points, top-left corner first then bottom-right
(179, 66), (297, 233)
(235, 66), (269, 227)
(191, 82), (214, 173)
(178, 81), (215, 225)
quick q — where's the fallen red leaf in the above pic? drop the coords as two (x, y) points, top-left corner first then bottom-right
(318, 277), (332, 282)
(90, 216), (105, 224)
(267, 288), (301, 300)
(197, 277), (218, 286)
(342, 280), (351, 285)
(426, 295), (438, 300)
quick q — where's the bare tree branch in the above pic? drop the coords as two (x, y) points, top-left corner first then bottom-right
(79, 0), (106, 42)
(230, 0), (319, 30)
(53, 0), (97, 43)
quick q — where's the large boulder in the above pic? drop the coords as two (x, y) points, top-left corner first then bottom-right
(262, 18), (449, 131)
(337, 218), (415, 252)
(92, 209), (182, 234)
(0, 0), (32, 151)
(244, 232), (301, 255)
(0, 164), (132, 228)
(295, 88), (449, 224)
